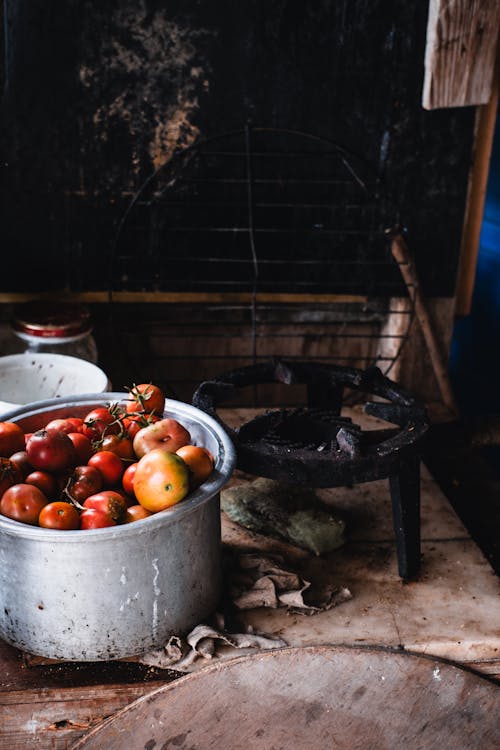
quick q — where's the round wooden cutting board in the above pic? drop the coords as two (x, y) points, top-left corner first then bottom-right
(70, 645), (500, 750)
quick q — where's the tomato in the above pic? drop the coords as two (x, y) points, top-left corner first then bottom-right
(55, 469), (74, 496)
(9, 451), (33, 479)
(122, 462), (138, 498)
(0, 483), (48, 525)
(68, 465), (103, 503)
(44, 418), (83, 435)
(81, 406), (121, 442)
(80, 507), (117, 529)
(38, 501), (80, 530)
(122, 412), (160, 439)
(126, 383), (165, 416)
(26, 429), (77, 473)
(82, 491), (127, 523)
(67, 432), (94, 464)
(133, 418), (191, 458)
(0, 422), (26, 457)
(0, 458), (22, 497)
(99, 433), (135, 460)
(25, 470), (57, 498)
(66, 417), (85, 433)
(176, 445), (214, 489)
(124, 504), (153, 523)
(134, 448), (190, 512)
(88, 450), (124, 487)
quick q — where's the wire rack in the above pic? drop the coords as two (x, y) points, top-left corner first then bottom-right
(108, 127), (415, 405)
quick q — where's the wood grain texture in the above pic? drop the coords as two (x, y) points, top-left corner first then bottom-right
(70, 646), (500, 750)
(455, 64), (500, 314)
(423, 0), (500, 109)
(0, 683), (173, 750)
(390, 232), (458, 415)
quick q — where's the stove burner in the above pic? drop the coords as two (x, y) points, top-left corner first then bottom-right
(241, 408), (359, 453)
(193, 359), (429, 580)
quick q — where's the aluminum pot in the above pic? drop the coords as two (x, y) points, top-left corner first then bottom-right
(0, 393), (236, 661)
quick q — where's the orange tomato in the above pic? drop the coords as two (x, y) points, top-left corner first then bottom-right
(134, 448), (189, 512)
(175, 445), (214, 489)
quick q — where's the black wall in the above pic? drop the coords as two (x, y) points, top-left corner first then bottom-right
(1, 0), (475, 296)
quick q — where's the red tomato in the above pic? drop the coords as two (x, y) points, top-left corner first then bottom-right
(68, 465), (103, 503)
(0, 483), (48, 525)
(122, 413), (160, 439)
(126, 383), (165, 416)
(99, 433), (135, 460)
(0, 422), (26, 457)
(80, 507), (117, 529)
(44, 418), (83, 435)
(9, 451), (33, 479)
(38, 501), (80, 530)
(0, 458), (22, 497)
(67, 432), (94, 464)
(133, 418), (191, 458)
(25, 470), (57, 498)
(82, 491), (127, 523)
(55, 469), (74, 496)
(124, 504), (153, 523)
(88, 450), (124, 487)
(26, 429), (77, 473)
(122, 462), (138, 498)
(81, 406), (121, 442)
(66, 417), (85, 433)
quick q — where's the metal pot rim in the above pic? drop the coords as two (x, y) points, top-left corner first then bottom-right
(0, 392), (236, 541)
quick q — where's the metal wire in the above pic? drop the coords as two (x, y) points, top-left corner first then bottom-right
(110, 127), (416, 402)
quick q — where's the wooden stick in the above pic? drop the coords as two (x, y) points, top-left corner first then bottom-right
(455, 52), (500, 316)
(389, 230), (459, 418)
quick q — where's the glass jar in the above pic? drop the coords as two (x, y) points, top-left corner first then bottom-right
(7, 302), (98, 363)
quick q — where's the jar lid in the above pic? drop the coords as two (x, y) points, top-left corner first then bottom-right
(12, 302), (93, 339)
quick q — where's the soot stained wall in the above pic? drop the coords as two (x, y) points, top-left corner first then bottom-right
(1, 0), (474, 296)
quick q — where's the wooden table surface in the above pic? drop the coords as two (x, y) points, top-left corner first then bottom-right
(1, 407), (499, 749)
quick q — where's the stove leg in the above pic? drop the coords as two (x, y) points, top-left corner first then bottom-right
(389, 455), (421, 580)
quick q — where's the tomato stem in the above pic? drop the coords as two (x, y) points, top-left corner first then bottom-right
(62, 477), (85, 512)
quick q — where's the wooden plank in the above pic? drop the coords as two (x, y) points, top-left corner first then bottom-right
(0, 291), (368, 305)
(455, 68), (500, 315)
(0, 683), (169, 750)
(0, 638), (179, 750)
(389, 231), (458, 416)
(423, 0), (500, 109)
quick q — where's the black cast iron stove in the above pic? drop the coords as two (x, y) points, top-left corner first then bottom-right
(193, 359), (429, 580)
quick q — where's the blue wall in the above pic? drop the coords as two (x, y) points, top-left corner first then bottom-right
(450, 113), (500, 415)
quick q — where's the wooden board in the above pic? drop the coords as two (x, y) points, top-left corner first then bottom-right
(70, 646), (500, 750)
(423, 0), (500, 109)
